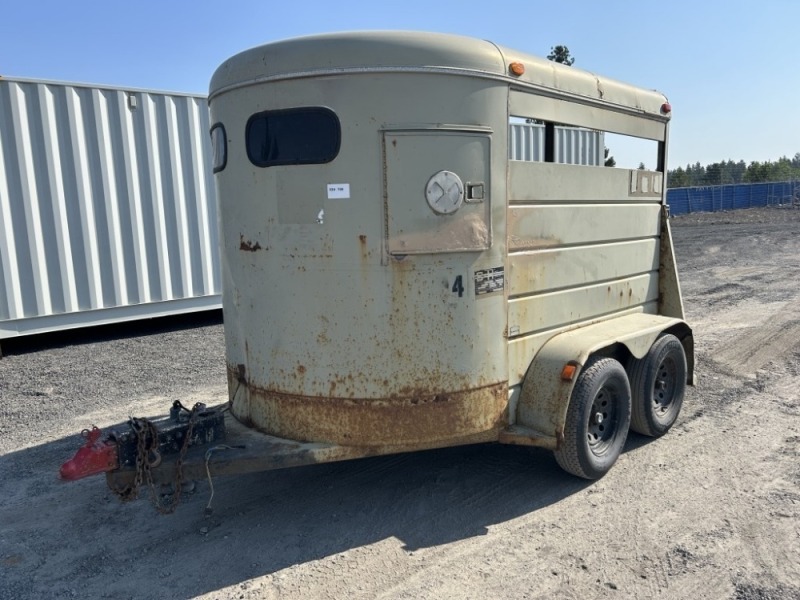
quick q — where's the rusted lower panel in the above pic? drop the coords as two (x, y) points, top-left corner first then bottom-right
(229, 365), (507, 447)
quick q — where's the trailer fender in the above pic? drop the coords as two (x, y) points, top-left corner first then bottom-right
(514, 313), (691, 446)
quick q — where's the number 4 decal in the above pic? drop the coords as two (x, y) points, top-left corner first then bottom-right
(452, 275), (464, 298)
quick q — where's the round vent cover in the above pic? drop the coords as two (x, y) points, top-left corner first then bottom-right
(425, 170), (464, 215)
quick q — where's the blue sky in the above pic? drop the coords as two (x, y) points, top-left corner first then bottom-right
(2, 0), (798, 169)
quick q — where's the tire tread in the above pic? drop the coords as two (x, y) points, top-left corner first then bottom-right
(629, 334), (687, 437)
(555, 356), (631, 479)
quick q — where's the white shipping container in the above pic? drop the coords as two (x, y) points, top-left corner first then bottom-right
(509, 121), (604, 166)
(0, 77), (221, 340)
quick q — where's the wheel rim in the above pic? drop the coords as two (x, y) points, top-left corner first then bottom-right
(652, 356), (678, 416)
(587, 383), (622, 456)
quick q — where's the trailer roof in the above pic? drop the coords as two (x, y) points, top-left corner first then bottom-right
(209, 31), (669, 119)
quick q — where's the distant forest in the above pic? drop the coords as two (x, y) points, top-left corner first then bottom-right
(667, 153), (800, 188)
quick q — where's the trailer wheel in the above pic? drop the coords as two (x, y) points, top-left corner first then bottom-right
(555, 357), (631, 479)
(628, 334), (687, 437)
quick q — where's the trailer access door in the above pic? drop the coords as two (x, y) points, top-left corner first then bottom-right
(384, 128), (492, 255)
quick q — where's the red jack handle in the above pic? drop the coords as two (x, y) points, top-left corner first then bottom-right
(59, 426), (119, 481)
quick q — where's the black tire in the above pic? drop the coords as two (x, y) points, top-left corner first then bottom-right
(554, 357), (632, 479)
(628, 334), (687, 437)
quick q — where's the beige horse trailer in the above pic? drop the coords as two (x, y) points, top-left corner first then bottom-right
(62, 32), (694, 503)
(208, 30), (692, 478)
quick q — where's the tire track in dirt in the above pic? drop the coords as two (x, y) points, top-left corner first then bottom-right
(711, 296), (800, 376)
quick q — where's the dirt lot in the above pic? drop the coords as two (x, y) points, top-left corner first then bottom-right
(1, 207), (799, 600)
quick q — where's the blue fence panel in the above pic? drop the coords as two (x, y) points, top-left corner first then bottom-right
(667, 180), (798, 216)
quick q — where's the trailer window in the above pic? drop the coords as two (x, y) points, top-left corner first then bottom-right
(246, 107), (341, 167)
(600, 132), (660, 171)
(510, 116), (661, 171)
(210, 123), (227, 173)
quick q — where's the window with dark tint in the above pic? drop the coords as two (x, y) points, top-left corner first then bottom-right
(246, 107), (341, 167)
(210, 123), (227, 173)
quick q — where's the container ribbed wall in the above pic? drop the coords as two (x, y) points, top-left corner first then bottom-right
(0, 78), (220, 339)
(509, 122), (603, 166)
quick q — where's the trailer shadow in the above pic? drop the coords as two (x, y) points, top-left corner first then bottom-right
(0, 434), (610, 599)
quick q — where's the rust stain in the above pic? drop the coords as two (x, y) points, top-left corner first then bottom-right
(391, 213), (488, 253)
(231, 380), (508, 448)
(296, 365), (306, 375)
(287, 253), (333, 259)
(358, 234), (370, 263)
(508, 236), (562, 251)
(239, 234), (263, 252)
(555, 427), (565, 450)
(381, 136), (390, 254)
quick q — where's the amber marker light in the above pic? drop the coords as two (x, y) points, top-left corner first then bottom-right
(509, 62), (525, 76)
(560, 363), (578, 381)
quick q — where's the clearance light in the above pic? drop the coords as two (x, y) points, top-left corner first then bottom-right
(661, 102), (672, 115)
(509, 62), (525, 76)
(561, 363), (578, 381)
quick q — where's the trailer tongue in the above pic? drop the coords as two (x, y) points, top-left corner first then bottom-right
(59, 401), (380, 513)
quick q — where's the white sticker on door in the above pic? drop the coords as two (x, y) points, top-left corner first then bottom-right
(327, 183), (350, 199)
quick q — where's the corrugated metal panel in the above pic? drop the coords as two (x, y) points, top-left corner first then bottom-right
(509, 122), (604, 166)
(0, 78), (221, 339)
(509, 122), (544, 161)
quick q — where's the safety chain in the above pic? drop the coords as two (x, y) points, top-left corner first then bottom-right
(109, 402), (204, 514)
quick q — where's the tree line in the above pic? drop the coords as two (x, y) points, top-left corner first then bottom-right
(667, 154), (800, 188)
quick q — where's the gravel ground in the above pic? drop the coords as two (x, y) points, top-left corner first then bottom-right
(0, 311), (226, 454)
(1, 206), (799, 599)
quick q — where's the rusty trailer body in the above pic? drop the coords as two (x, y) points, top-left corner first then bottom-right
(199, 30), (694, 482)
(80, 31), (693, 496)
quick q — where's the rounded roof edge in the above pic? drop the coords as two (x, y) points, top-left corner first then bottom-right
(209, 31), (668, 117)
(210, 31), (505, 93)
